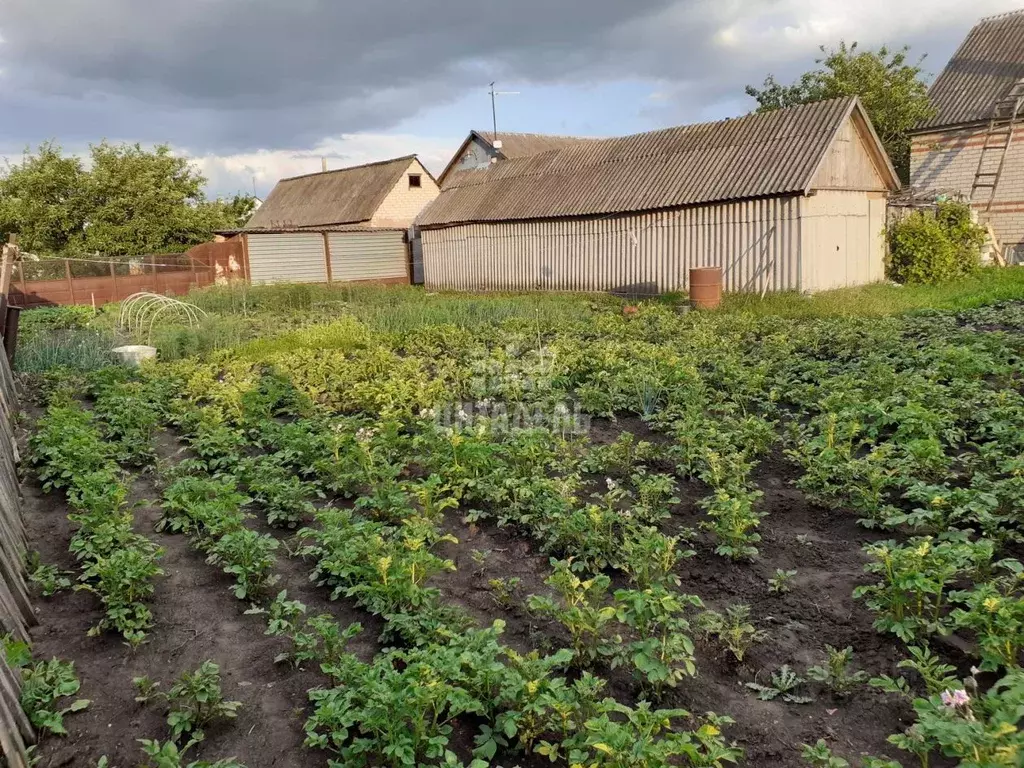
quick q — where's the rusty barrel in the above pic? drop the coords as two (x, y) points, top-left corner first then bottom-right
(689, 267), (722, 310)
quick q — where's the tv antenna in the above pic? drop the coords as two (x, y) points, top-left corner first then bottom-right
(489, 82), (520, 142)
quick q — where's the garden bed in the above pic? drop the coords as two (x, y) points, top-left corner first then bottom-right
(12, 293), (1024, 768)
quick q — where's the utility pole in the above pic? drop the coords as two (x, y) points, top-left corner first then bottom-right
(489, 82), (520, 142)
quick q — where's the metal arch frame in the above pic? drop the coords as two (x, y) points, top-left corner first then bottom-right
(118, 293), (208, 344)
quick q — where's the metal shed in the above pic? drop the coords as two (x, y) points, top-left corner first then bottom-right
(233, 155), (439, 285)
(418, 97), (900, 295)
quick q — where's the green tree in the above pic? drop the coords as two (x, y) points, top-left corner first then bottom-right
(745, 42), (935, 182)
(0, 141), (256, 256)
(0, 141), (88, 254)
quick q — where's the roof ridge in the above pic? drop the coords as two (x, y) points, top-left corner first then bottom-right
(473, 129), (597, 139)
(476, 96), (857, 158)
(280, 154), (418, 182)
(980, 8), (1024, 22)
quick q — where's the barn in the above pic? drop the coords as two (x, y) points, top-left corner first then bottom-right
(909, 10), (1024, 263)
(235, 155), (439, 285)
(417, 97), (900, 295)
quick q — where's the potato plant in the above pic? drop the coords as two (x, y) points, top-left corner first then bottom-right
(135, 661), (242, 744)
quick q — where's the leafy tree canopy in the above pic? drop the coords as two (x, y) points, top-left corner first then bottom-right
(745, 42), (935, 182)
(0, 141), (255, 257)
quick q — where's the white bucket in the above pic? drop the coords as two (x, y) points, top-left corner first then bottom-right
(111, 345), (158, 367)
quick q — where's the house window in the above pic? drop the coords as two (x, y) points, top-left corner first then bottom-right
(408, 174), (422, 189)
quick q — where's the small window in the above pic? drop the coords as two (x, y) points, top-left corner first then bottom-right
(408, 174), (422, 189)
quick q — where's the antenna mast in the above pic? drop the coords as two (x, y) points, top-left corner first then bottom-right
(489, 82), (520, 142)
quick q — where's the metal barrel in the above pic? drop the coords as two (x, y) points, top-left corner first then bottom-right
(689, 267), (722, 310)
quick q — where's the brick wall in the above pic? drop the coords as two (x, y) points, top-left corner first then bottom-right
(911, 125), (1024, 258)
(370, 159), (440, 228)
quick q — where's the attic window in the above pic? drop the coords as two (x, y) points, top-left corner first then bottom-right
(408, 174), (422, 189)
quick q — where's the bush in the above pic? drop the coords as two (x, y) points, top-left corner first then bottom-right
(887, 201), (986, 285)
(19, 306), (96, 339)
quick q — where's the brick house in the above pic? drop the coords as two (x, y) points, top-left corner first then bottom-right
(225, 156), (439, 284)
(909, 10), (1024, 262)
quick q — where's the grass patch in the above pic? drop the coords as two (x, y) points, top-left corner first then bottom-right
(720, 267), (1024, 318)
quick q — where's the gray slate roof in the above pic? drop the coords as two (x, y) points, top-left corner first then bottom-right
(245, 155), (417, 230)
(420, 97), (867, 227)
(472, 130), (599, 159)
(917, 10), (1024, 131)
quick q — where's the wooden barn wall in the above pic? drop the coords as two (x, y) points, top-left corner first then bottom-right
(0, 349), (35, 768)
(420, 197), (803, 295)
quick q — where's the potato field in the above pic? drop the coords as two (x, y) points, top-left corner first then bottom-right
(12, 288), (1024, 768)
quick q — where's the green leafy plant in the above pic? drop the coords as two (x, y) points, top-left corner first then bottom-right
(889, 671), (1024, 767)
(854, 536), (993, 643)
(698, 487), (764, 561)
(949, 559), (1024, 671)
(138, 739), (247, 768)
(566, 702), (742, 767)
(800, 739), (850, 768)
(887, 201), (985, 285)
(26, 551), (72, 597)
(488, 576), (522, 608)
(77, 543), (164, 647)
(135, 661), (242, 743)
(745, 665), (813, 704)
(18, 656), (91, 736)
(698, 604), (767, 663)
(205, 528), (279, 600)
(613, 585), (702, 696)
(527, 559), (618, 668)
(806, 646), (868, 695)
(768, 569), (797, 594)
(870, 644), (959, 700)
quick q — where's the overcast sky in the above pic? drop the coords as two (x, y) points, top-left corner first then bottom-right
(1, 0), (1021, 198)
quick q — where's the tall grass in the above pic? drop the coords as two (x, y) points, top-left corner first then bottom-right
(720, 267), (1024, 319)
(183, 283), (618, 335)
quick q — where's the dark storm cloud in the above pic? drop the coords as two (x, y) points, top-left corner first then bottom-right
(0, 0), (706, 152)
(0, 0), (1001, 156)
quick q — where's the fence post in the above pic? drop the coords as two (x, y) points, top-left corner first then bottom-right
(151, 254), (160, 295)
(0, 236), (18, 335)
(18, 263), (27, 301)
(323, 232), (333, 284)
(109, 259), (117, 302)
(64, 260), (76, 305)
(190, 251), (199, 290)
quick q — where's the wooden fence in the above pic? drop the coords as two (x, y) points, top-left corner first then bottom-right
(0, 346), (33, 768)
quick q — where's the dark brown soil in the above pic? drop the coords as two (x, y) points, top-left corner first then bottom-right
(22, 427), (376, 768)
(21, 413), (948, 768)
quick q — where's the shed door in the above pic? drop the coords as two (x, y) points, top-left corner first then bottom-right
(328, 231), (408, 282)
(800, 191), (883, 291)
(247, 233), (327, 284)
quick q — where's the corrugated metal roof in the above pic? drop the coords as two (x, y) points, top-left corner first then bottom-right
(245, 156), (419, 230)
(474, 130), (600, 159)
(419, 98), (866, 227)
(917, 10), (1024, 131)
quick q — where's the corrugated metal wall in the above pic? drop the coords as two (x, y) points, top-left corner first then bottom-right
(247, 233), (328, 284)
(421, 197), (802, 294)
(328, 231), (408, 282)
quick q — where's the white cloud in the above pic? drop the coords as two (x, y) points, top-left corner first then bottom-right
(190, 132), (462, 198)
(713, 0), (1023, 64)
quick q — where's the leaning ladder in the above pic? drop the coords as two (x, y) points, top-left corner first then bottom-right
(970, 77), (1024, 214)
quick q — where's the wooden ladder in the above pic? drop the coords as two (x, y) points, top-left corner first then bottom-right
(970, 77), (1024, 214)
